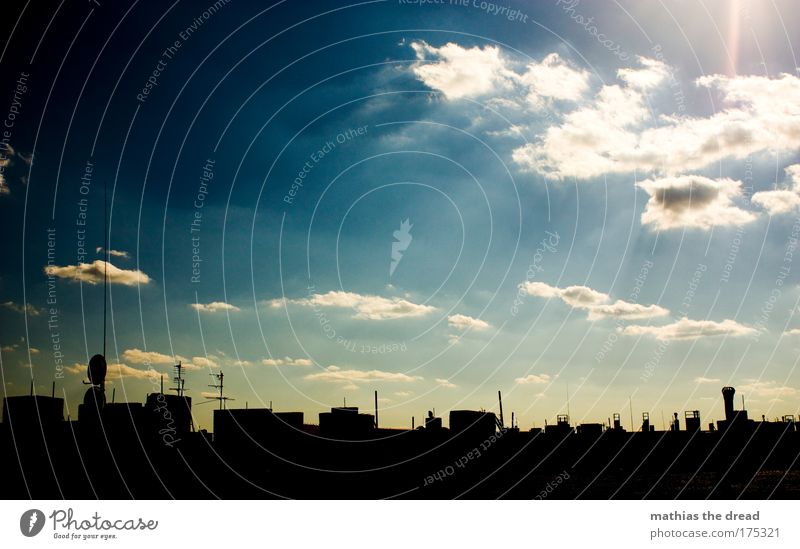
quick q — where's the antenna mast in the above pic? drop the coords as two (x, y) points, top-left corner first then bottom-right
(170, 361), (186, 397)
(208, 371), (232, 410)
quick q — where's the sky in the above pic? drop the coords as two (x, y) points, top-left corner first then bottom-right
(1, 0), (799, 432)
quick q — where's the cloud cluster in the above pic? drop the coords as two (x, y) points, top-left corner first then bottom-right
(122, 348), (177, 365)
(637, 175), (755, 230)
(515, 373), (552, 385)
(95, 247), (131, 259)
(305, 365), (422, 389)
(619, 317), (756, 340)
(122, 348), (218, 370)
(447, 313), (490, 331)
(752, 164), (800, 216)
(518, 281), (668, 320)
(66, 362), (161, 381)
(262, 356), (313, 367)
(514, 70), (800, 180)
(191, 301), (241, 313)
(410, 41), (589, 109)
(1, 301), (41, 316)
(739, 379), (798, 398)
(435, 378), (457, 388)
(44, 260), (150, 286)
(270, 290), (436, 320)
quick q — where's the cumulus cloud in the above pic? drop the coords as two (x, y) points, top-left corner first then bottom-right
(619, 317), (756, 340)
(272, 291), (436, 320)
(122, 348), (179, 365)
(694, 376), (721, 384)
(637, 175), (755, 230)
(513, 69), (800, 180)
(410, 42), (588, 108)
(410, 41), (516, 100)
(44, 260), (150, 286)
(262, 356), (313, 367)
(305, 366), (422, 386)
(739, 379), (798, 398)
(752, 164), (800, 215)
(435, 378), (457, 388)
(1, 301), (41, 316)
(515, 373), (552, 385)
(191, 301), (241, 313)
(66, 362), (161, 381)
(191, 356), (218, 369)
(447, 313), (490, 331)
(95, 247), (131, 259)
(518, 281), (668, 320)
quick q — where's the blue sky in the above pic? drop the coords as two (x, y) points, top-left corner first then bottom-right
(1, 0), (800, 431)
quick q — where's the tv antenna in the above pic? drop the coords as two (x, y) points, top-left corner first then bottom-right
(208, 371), (233, 410)
(170, 361), (187, 397)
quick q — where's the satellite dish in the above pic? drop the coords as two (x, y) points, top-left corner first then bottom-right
(88, 354), (107, 386)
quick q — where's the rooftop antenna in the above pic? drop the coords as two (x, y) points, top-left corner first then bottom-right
(208, 371), (232, 410)
(511, 411), (515, 429)
(51, 381), (55, 398)
(629, 396), (634, 432)
(374, 390), (379, 429)
(343, 396), (346, 407)
(30, 379), (33, 396)
(566, 382), (570, 419)
(112, 387), (116, 404)
(160, 374), (164, 395)
(170, 361), (186, 397)
(412, 416), (415, 430)
(742, 394), (746, 411)
(498, 390), (505, 428)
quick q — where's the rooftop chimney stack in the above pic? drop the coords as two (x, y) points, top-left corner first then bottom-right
(722, 386), (736, 421)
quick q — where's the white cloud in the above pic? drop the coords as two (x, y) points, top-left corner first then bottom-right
(515, 373), (552, 385)
(410, 41), (515, 100)
(1, 301), (41, 316)
(513, 70), (800, 180)
(273, 290), (436, 320)
(447, 313), (490, 331)
(44, 260), (150, 286)
(617, 56), (670, 90)
(693, 376), (721, 384)
(262, 356), (313, 367)
(191, 356), (218, 369)
(191, 301), (241, 313)
(435, 378), (457, 388)
(66, 362), (161, 381)
(410, 42), (589, 109)
(637, 175), (755, 230)
(786, 328), (800, 336)
(619, 317), (756, 340)
(752, 163), (800, 215)
(518, 52), (590, 107)
(305, 366), (422, 385)
(739, 379), (798, 398)
(518, 281), (668, 320)
(752, 190), (800, 215)
(95, 247), (131, 259)
(122, 348), (180, 366)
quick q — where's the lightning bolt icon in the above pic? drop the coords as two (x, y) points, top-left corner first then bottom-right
(28, 510), (38, 533)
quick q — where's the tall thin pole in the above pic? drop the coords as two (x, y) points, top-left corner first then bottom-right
(498, 390), (504, 428)
(566, 383), (570, 419)
(374, 390), (378, 429)
(629, 396), (634, 432)
(103, 158), (108, 357)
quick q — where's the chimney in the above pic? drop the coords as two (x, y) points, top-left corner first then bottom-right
(722, 386), (736, 421)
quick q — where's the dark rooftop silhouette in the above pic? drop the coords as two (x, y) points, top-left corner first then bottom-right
(2, 358), (799, 499)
